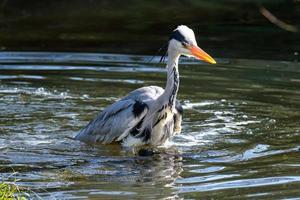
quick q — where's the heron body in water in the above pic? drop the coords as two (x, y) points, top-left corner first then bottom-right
(75, 25), (216, 152)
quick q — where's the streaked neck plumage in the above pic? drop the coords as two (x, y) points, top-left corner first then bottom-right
(161, 50), (180, 109)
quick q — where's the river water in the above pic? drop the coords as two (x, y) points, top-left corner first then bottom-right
(0, 52), (299, 199)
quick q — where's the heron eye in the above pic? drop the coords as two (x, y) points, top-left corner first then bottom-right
(181, 42), (188, 48)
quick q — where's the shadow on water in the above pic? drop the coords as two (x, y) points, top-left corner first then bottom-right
(0, 52), (300, 199)
(0, 1), (299, 61)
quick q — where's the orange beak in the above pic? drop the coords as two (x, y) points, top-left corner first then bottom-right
(189, 45), (216, 64)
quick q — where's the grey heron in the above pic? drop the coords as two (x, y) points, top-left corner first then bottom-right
(75, 25), (216, 152)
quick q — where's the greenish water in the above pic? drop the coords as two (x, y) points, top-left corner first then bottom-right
(1, 1), (299, 60)
(0, 52), (300, 199)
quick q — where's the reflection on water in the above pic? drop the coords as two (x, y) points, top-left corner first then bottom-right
(0, 52), (300, 199)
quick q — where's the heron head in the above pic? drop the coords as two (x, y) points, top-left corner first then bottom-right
(168, 25), (216, 64)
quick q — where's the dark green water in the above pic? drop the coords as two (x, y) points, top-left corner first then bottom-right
(0, 52), (299, 199)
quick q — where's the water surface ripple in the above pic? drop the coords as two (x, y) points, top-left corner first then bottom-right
(0, 52), (299, 199)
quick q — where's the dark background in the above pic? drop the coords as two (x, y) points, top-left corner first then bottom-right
(0, 0), (299, 60)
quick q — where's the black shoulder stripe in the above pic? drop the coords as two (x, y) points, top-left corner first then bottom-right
(132, 100), (147, 118)
(175, 100), (183, 115)
(130, 117), (144, 136)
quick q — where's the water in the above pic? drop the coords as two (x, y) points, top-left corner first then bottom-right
(0, 52), (299, 199)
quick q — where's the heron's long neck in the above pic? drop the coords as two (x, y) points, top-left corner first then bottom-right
(161, 52), (180, 108)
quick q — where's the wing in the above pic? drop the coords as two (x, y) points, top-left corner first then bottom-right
(75, 86), (164, 144)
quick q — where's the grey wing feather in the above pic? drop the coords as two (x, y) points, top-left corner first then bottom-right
(124, 85), (164, 101)
(75, 86), (164, 144)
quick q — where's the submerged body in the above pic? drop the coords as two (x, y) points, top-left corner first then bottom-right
(75, 85), (183, 147)
(75, 25), (216, 149)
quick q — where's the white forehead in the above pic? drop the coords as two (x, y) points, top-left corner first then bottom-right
(176, 25), (197, 45)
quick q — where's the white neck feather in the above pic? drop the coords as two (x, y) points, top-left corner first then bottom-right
(160, 50), (180, 108)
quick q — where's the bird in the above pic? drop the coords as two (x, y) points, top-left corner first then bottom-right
(75, 25), (216, 152)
